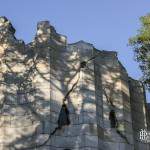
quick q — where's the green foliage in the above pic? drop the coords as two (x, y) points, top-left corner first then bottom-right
(129, 14), (150, 89)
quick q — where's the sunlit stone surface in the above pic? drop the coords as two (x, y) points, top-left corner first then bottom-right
(0, 17), (149, 150)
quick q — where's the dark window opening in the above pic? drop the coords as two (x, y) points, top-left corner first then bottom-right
(80, 61), (86, 68)
(109, 110), (117, 128)
(58, 104), (70, 128)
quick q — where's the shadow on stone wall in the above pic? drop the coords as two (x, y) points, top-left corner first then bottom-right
(0, 17), (148, 150)
(0, 25), (97, 149)
(0, 38), (50, 149)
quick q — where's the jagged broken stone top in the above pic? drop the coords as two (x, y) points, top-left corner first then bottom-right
(0, 16), (67, 45)
(0, 17), (125, 73)
(0, 16), (17, 44)
(0, 16), (15, 34)
(35, 20), (67, 44)
(0, 16), (120, 62)
(36, 21), (56, 36)
(0, 17), (119, 53)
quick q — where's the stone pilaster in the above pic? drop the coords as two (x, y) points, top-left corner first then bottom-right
(129, 78), (149, 150)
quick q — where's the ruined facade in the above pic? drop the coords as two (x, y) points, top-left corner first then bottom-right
(0, 17), (149, 150)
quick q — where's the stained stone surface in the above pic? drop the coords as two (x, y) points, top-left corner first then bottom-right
(147, 103), (150, 130)
(129, 79), (150, 150)
(0, 17), (149, 150)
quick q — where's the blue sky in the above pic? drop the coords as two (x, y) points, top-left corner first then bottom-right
(0, 0), (150, 101)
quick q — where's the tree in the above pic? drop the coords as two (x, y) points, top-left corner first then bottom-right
(129, 14), (150, 89)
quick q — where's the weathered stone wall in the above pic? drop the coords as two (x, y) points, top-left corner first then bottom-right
(95, 51), (134, 150)
(129, 78), (149, 150)
(0, 17), (67, 150)
(49, 41), (100, 149)
(0, 17), (149, 150)
(147, 103), (150, 130)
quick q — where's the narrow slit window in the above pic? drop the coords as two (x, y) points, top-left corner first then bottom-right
(109, 110), (117, 128)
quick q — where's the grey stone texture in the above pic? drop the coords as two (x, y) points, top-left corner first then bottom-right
(147, 103), (150, 130)
(129, 79), (150, 150)
(0, 17), (149, 150)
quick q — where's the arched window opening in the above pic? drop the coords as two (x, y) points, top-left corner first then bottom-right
(109, 110), (117, 128)
(80, 61), (86, 68)
(57, 104), (70, 128)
